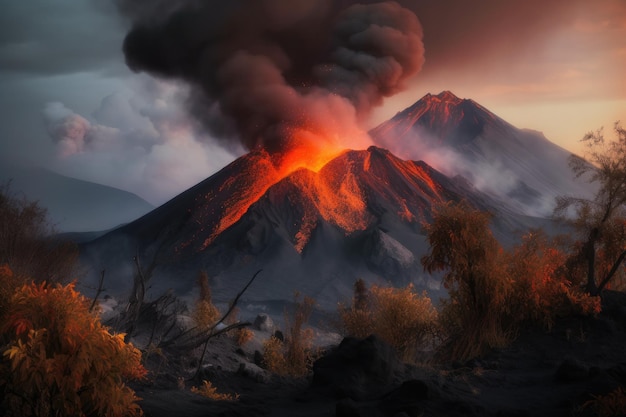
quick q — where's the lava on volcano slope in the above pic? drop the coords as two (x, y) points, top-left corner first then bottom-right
(186, 145), (450, 255)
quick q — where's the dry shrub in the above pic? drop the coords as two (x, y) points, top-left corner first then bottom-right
(369, 284), (438, 360)
(191, 271), (220, 328)
(338, 279), (374, 338)
(191, 380), (239, 401)
(0, 186), (79, 284)
(0, 275), (146, 417)
(263, 294), (315, 377)
(234, 327), (254, 346)
(583, 386), (626, 417)
(262, 336), (287, 373)
(506, 231), (601, 330)
(422, 201), (512, 362)
(339, 280), (438, 361)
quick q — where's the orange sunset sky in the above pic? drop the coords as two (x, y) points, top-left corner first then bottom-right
(373, 0), (626, 155)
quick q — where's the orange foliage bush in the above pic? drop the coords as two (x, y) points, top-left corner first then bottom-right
(263, 294), (315, 377)
(339, 281), (438, 361)
(234, 327), (254, 346)
(0, 275), (146, 417)
(191, 271), (220, 329)
(191, 380), (239, 401)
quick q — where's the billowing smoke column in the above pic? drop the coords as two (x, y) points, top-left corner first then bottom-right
(119, 0), (424, 160)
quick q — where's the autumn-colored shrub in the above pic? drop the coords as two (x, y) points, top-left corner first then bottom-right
(0, 279), (146, 417)
(338, 279), (374, 338)
(190, 380), (239, 401)
(191, 271), (220, 328)
(234, 327), (254, 346)
(506, 231), (600, 330)
(370, 284), (438, 361)
(339, 280), (438, 361)
(583, 386), (626, 417)
(422, 201), (512, 361)
(0, 186), (79, 284)
(263, 294), (315, 377)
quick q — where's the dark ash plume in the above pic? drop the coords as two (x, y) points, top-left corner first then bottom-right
(119, 0), (424, 154)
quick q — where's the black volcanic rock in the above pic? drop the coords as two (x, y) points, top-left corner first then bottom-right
(312, 335), (401, 400)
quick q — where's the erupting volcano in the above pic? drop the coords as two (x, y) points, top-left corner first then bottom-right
(79, 0), (584, 310)
(80, 90), (580, 308)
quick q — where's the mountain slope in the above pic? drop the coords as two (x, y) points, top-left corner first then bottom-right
(0, 163), (154, 232)
(371, 91), (595, 216)
(80, 146), (547, 308)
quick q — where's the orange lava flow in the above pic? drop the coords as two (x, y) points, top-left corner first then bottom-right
(200, 138), (346, 250)
(291, 161), (371, 252)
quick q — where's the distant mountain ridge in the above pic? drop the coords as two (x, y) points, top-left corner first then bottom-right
(0, 164), (154, 232)
(371, 91), (595, 216)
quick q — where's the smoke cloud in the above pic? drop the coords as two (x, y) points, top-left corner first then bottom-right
(42, 77), (240, 205)
(118, 0), (424, 156)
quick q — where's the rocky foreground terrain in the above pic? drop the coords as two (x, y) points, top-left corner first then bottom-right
(127, 291), (626, 417)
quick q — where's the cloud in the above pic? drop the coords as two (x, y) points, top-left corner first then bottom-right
(43, 77), (241, 204)
(0, 0), (127, 76)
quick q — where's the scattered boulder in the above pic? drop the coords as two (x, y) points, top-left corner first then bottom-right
(312, 335), (401, 400)
(253, 313), (275, 333)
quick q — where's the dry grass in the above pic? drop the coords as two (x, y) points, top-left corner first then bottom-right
(191, 380), (239, 401)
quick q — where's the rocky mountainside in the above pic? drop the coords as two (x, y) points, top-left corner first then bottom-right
(80, 146), (545, 309)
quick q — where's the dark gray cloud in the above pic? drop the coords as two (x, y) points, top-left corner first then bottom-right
(118, 0), (425, 155)
(0, 0), (126, 76)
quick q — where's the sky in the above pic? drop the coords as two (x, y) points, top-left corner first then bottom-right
(0, 0), (624, 206)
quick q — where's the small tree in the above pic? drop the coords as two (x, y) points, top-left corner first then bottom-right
(338, 279), (374, 339)
(421, 201), (510, 360)
(555, 122), (626, 295)
(0, 185), (79, 284)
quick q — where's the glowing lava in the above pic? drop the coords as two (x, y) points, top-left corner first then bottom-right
(195, 137), (346, 250)
(186, 137), (446, 255)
